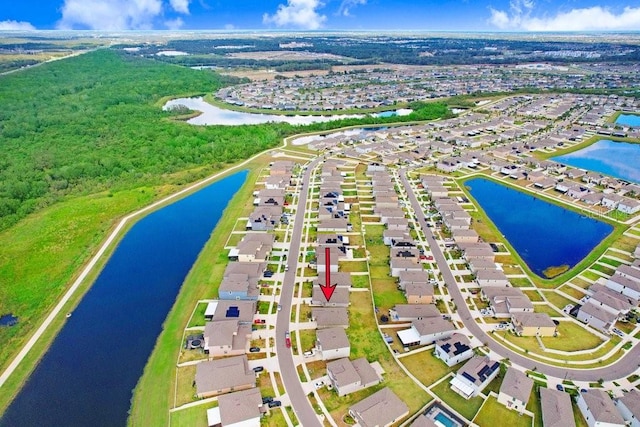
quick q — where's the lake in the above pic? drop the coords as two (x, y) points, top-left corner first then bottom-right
(615, 113), (640, 127)
(0, 171), (248, 427)
(164, 97), (364, 125)
(551, 139), (640, 184)
(465, 178), (613, 277)
(163, 97), (412, 126)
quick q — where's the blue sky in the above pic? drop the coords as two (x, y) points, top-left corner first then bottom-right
(1, 0), (640, 32)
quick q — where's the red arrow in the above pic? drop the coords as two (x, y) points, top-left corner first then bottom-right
(320, 247), (336, 302)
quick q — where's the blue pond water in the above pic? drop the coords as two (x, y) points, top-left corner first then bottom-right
(616, 113), (640, 127)
(466, 178), (613, 277)
(551, 139), (640, 184)
(0, 171), (247, 427)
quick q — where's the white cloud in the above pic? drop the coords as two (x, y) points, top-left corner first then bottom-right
(0, 20), (36, 30)
(165, 17), (184, 29)
(224, 23), (235, 30)
(338, 0), (366, 17)
(263, 0), (326, 30)
(58, 0), (163, 30)
(169, 0), (190, 14)
(488, 3), (640, 31)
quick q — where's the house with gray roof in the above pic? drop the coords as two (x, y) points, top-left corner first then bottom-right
(512, 312), (557, 337)
(450, 356), (500, 399)
(349, 387), (409, 427)
(606, 272), (640, 301)
(390, 304), (441, 321)
(207, 388), (265, 427)
(195, 355), (256, 398)
(204, 300), (256, 324)
(247, 206), (282, 231)
(614, 389), (640, 427)
(326, 358), (383, 397)
(577, 389), (625, 427)
(405, 282), (435, 304)
(540, 387), (576, 427)
(481, 287), (533, 318)
(475, 268), (510, 287)
(311, 307), (349, 329)
(434, 333), (474, 367)
(498, 368), (533, 413)
(398, 316), (455, 347)
(577, 300), (617, 333)
(316, 327), (350, 361)
(588, 283), (638, 316)
(409, 416), (438, 427)
(398, 270), (430, 290)
(203, 320), (252, 358)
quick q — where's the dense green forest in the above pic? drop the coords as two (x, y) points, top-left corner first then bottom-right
(0, 49), (288, 231)
(0, 49), (453, 231)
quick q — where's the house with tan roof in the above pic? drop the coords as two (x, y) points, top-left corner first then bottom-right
(349, 387), (409, 427)
(498, 368), (533, 413)
(195, 355), (256, 398)
(540, 387), (576, 427)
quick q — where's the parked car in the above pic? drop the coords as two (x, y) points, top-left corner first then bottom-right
(263, 270), (274, 278)
(262, 396), (274, 404)
(556, 384), (564, 391)
(285, 331), (291, 348)
(249, 347), (260, 353)
(268, 400), (282, 408)
(252, 366), (264, 373)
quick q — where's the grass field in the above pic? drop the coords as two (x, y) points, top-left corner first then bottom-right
(473, 396), (532, 427)
(169, 401), (218, 427)
(399, 351), (457, 387)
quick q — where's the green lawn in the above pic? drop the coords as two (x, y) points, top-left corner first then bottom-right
(543, 291), (574, 310)
(533, 304), (561, 317)
(400, 351), (457, 387)
(541, 321), (602, 352)
(527, 387), (543, 427)
(557, 285), (586, 300)
(187, 302), (208, 328)
(170, 402), (218, 427)
(473, 396), (532, 427)
(523, 290), (544, 302)
(431, 377), (485, 422)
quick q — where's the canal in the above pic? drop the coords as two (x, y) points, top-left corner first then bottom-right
(0, 170), (248, 427)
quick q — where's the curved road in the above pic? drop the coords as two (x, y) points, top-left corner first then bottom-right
(276, 158), (323, 427)
(398, 169), (640, 382)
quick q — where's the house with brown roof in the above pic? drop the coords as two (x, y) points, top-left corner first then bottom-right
(195, 355), (256, 398)
(577, 389), (625, 427)
(390, 304), (441, 321)
(349, 387), (409, 427)
(203, 320), (252, 358)
(405, 282), (434, 304)
(326, 358), (383, 396)
(316, 327), (351, 360)
(540, 387), (576, 427)
(498, 368), (533, 413)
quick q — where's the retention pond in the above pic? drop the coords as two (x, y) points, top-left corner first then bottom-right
(0, 171), (248, 427)
(465, 178), (613, 278)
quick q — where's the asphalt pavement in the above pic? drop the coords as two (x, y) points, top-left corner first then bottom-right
(276, 158), (323, 427)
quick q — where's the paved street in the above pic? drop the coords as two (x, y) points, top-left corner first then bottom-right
(276, 158), (323, 427)
(399, 169), (640, 382)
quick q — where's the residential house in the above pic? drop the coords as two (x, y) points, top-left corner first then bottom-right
(481, 287), (534, 318)
(576, 389), (625, 427)
(540, 387), (576, 427)
(195, 355), (256, 398)
(450, 356), (500, 399)
(619, 198), (640, 214)
(577, 300), (618, 333)
(204, 300), (257, 323)
(318, 218), (350, 232)
(405, 282), (435, 304)
(409, 416), (438, 427)
(512, 312), (557, 337)
(246, 206), (282, 231)
(311, 307), (349, 329)
(203, 320), (252, 358)
(588, 284), (638, 316)
(397, 317), (455, 347)
(468, 259), (497, 273)
(434, 333), (474, 367)
(614, 389), (640, 427)
(218, 262), (267, 301)
(606, 270), (640, 301)
(349, 387), (409, 427)
(326, 357), (383, 396)
(316, 246), (342, 273)
(207, 388), (265, 427)
(475, 269), (510, 287)
(390, 304), (441, 321)
(452, 228), (479, 244)
(498, 368), (533, 413)
(316, 327), (351, 361)
(228, 233), (274, 262)
(399, 270), (431, 290)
